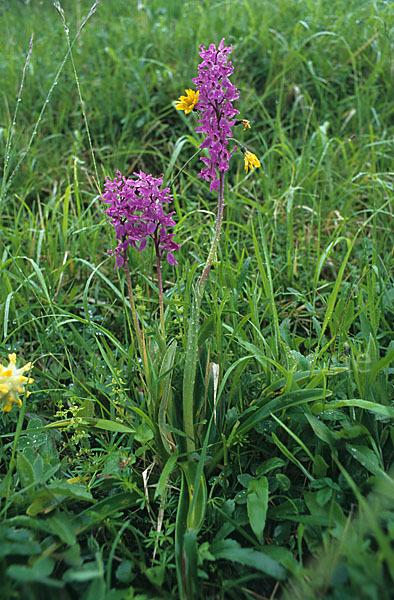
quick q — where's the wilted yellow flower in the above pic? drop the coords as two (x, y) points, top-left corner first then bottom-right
(244, 151), (261, 173)
(175, 89), (199, 114)
(67, 476), (89, 484)
(235, 119), (251, 130)
(0, 353), (34, 412)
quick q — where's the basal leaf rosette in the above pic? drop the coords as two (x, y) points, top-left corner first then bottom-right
(0, 353), (34, 412)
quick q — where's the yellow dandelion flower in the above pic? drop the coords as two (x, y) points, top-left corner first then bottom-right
(0, 353), (34, 412)
(175, 89), (199, 114)
(244, 151), (261, 173)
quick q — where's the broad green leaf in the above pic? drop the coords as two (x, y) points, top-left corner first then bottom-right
(16, 452), (35, 489)
(180, 461), (207, 533)
(83, 577), (106, 600)
(135, 421), (154, 443)
(337, 424), (369, 439)
(44, 418), (135, 434)
(210, 538), (286, 580)
(7, 557), (61, 587)
(312, 455), (329, 478)
(47, 481), (94, 502)
(240, 388), (330, 437)
(316, 487), (333, 506)
(247, 477), (268, 541)
(91, 419), (134, 433)
(175, 460), (207, 600)
(115, 560), (135, 584)
(276, 473), (291, 491)
(145, 564), (165, 587)
(260, 545), (299, 572)
(346, 444), (385, 477)
(72, 492), (139, 534)
(372, 348), (394, 379)
(329, 399), (394, 419)
(26, 481), (93, 516)
(305, 413), (338, 448)
(182, 530), (198, 597)
(256, 457), (286, 476)
(32, 455), (44, 481)
(47, 510), (76, 546)
(27, 492), (66, 517)
(175, 465), (189, 600)
(154, 452), (178, 499)
(158, 340), (177, 454)
(63, 560), (102, 582)
(0, 527), (41, 558)
(238, 473), (254, 488)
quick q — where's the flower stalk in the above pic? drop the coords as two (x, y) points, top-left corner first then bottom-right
(123, 253), (149, 378)
(198, 172), (225, 295)
(153, 232), (166, 339)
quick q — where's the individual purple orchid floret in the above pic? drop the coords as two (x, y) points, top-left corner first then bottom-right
(103, 170), (180, 268)
(192, 38), (239, 191)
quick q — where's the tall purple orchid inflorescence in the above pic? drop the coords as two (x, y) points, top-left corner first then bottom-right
(178, 41), (261, 457)
(193, 38), (239, 192)
(103, 170), (180, 268)
(103, 169), (180, 340)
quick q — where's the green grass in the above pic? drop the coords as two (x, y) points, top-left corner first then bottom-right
(0, 0), (393, 598)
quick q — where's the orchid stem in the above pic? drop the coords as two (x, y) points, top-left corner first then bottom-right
(124, 253), (149, 377)
(183, 172), (225, 456)
(156, 246), (166, 339)
(198, 172), (225, 295)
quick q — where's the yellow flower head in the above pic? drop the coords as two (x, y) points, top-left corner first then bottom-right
(244, 151), (261, 173)
(0, 353), (34, 412)
(175, 89), (199, 114)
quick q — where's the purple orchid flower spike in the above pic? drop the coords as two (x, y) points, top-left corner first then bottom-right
(193, 38), (240, 191)
(102, 170), (180, 268)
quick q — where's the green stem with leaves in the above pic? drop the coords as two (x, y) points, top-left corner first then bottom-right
(183, 172), (225, 455)
(154, 234), (166, 339)
(124, 253), (149, 379)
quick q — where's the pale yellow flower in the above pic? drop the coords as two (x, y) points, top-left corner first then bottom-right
(0, 353), (34, 412)
(244, 151), (261, 173)
(175, 89), (199, 114)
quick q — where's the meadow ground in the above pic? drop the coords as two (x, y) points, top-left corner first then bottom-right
(0, 0), (393, 598)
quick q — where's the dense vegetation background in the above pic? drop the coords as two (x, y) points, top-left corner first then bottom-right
(0, 0), (393, 598)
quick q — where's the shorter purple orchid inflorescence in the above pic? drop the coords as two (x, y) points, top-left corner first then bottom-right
(193, 38), (239, 192)
(103, 170), (180, 268)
